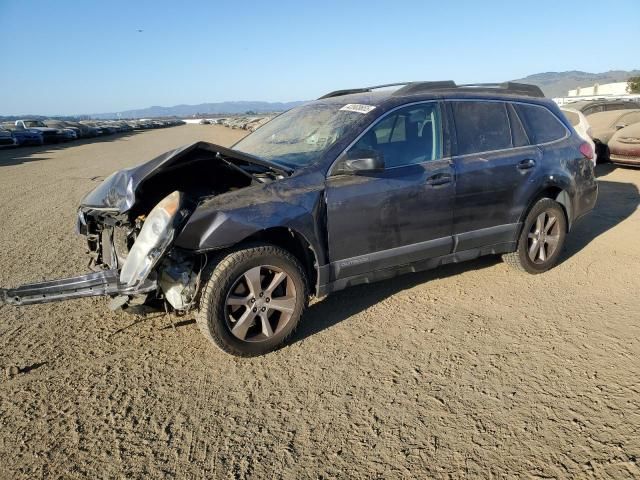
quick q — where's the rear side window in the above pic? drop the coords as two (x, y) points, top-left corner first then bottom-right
(514, 104), (567, 144)
(507, 103), (530, 147)
(452, 101), (512, 155)
(604, 103), (627, 112)
(583, 106), (603, 116)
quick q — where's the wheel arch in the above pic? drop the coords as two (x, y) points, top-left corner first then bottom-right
(236, 227), (320, 296)
(520, 186), (573, 232)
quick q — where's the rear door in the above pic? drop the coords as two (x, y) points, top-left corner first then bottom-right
(450, 100), (542, 251)
(325, 102), (455, 280)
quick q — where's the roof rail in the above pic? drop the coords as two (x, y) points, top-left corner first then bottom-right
(317, 82), (411, 99)
(457, 82), (545, 98)
(394, 81), (544, 98)
(318, 88), (370, 99)
(392, 81), (457, 96)
(318, 81), (545, 100)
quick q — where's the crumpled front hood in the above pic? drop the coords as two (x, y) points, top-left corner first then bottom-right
(79, 141), (284, 213)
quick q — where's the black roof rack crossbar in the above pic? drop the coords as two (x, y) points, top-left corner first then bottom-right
(317, 82), (412, 99)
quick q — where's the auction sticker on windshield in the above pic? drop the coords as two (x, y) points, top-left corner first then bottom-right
(340, 104), (376, 114)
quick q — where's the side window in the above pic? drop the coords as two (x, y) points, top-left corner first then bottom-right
(507, 103), (530, 147)
(350, 103), (442, 168)
(514, 104), (568, 144)
(584, 105), (603, 116)
(452, 101), (512, 155)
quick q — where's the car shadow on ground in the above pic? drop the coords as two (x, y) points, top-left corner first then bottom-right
(292, 256), (499, 345)
(0, 131), (141, 167)
(294, 172), (639, 345)
(562, 175), (639, 261)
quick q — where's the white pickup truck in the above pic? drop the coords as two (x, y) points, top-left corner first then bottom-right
(14, 119), (65, 143)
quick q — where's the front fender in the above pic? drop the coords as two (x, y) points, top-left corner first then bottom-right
(173, 174), (327, 263)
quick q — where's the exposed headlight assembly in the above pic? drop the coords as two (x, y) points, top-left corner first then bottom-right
(119, 191), (184, 288)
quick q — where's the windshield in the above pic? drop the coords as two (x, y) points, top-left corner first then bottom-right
(232, 102), (369, 168)
(24, 120), (46, 127)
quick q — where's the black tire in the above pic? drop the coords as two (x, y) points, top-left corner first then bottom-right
(502, 198), (567, 274)
(196, 243), (308, 357)
(594, 140), (610, 164)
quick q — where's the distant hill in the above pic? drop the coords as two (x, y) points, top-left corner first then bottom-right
(511, 70), (640, 98)
(96, 70), (639, 119)
(91, 101), (305, 119)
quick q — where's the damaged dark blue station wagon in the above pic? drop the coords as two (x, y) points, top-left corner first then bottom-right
(0, 81), (598, 356)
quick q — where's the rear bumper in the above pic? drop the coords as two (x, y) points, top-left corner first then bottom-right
(0, 270), (156, 306)
(570, 179), (598, 229)
(610, 153), (640, 166)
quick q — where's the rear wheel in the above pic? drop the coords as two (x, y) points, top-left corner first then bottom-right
(196, 244), (308, 357)
(503, 198), (567, 274)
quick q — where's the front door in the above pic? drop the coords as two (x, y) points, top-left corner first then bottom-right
(325, 102), (455, 281)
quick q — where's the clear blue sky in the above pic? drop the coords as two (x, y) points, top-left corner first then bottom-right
(1, 0), (638, 115)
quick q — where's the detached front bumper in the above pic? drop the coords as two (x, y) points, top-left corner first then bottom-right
(0, 270), (156, 306)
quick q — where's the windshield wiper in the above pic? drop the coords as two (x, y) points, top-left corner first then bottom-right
(215, 152), (262, 182)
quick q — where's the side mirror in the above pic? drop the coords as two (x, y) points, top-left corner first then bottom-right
(334, 149), (385, 175)
(615, 123), (627, 131)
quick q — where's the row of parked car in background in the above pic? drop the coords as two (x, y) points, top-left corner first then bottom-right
(199, 116), (275, 132)
(0, 118), (185, 148)
(558, 98), (640, 167)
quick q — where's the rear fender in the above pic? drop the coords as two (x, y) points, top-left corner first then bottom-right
(517, 179), (574, 233)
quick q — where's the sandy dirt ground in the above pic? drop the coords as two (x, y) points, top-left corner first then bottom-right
(0, 125), (639, 479)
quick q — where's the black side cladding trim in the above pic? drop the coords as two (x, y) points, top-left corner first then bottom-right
(328, 223), (520, 282)
(330, 236), (453, 280)
(318, 242), (516, 296)
(454, 223), (521, 252)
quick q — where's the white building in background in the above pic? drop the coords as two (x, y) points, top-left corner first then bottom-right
(567, 81), (629, 97)
(554, 81), (640, 105)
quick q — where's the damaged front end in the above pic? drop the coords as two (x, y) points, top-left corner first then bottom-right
(78, 189), (193, 312)
(1, 142), (284, 312)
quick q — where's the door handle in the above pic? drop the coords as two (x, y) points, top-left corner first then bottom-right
(517, 158), (536, 170)
(426, 173), (452, 186)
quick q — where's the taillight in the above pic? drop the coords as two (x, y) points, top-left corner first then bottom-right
(579, 142), (594, 160)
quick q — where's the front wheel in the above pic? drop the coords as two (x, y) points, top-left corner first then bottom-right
(502, 198), (567, 274)
(196, 244), (308, 357)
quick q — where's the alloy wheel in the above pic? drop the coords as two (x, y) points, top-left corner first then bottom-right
(224, 265), (297, 342)
(527, 211), (560, 264)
